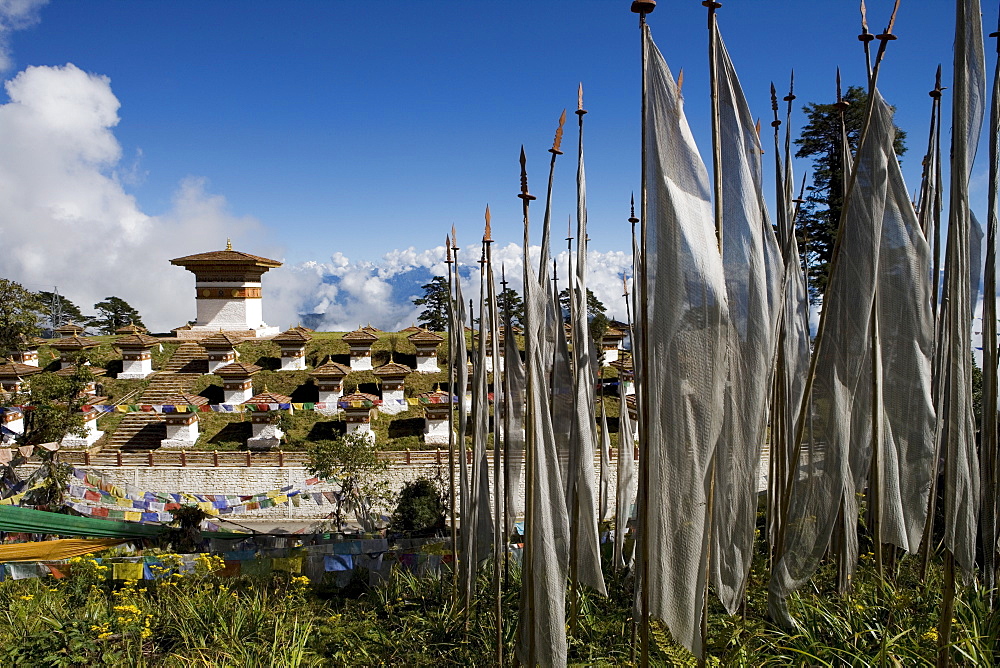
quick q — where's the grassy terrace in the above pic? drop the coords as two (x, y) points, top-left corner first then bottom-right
(28, 331), (628, 452)
(25, 332), (618, 450)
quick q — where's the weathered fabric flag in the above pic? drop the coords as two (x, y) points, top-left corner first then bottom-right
(451, 258), (474, 604)
(615, 390), (636, 570)
(566, 98), (606, 597)
(938, 0), (985, 578)
(503, 303), (526, 535)
(515, 219), (570, 668)
(874, 112), (935, 555)
(473, 252), (495, 564)
(768, 90), (904, 625)
(639, 25), (730, 658)
(599, 404), (612, 523)
(711, 25), (783, 615)
(981, 13), (1000, 588)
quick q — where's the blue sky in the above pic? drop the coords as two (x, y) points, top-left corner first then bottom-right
(1, 1), (997, 330)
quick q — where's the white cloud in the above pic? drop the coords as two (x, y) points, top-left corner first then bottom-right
(0, 62), (633, 336)
(0, 0), (47, 72)
(265, 241), (634, 334)
(0, 63), (278, 332)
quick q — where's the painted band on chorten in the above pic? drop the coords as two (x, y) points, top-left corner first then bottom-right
(197, 287), (263, 299)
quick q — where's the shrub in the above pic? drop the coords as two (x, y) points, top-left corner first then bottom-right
(388, 477), (446, 537)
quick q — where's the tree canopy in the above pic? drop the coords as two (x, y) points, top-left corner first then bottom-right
(34, 291), (88, 332)
(412, 276), (449, 332)
(794, 85), (907, 301)
(0, 279), (43, 355)
(558, 286), (609, 344)
(88, 296), (145, 335)
(497, 286), (524, 328)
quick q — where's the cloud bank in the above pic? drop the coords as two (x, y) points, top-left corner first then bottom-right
(271, 243), (633, 333)
(0, 0), (46, 72)
(0, 62), (632, 334)
(0, 63), (280, 331)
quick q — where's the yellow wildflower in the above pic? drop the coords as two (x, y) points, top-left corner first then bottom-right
(18, 595), (33, 601)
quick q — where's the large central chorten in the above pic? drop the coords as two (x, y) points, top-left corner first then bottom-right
(170, 241), (282, 339)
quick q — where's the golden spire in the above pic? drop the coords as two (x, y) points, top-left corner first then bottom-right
(226, 238), (233, 251)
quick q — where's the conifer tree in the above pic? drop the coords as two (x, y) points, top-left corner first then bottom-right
(795, 85), (907, 301)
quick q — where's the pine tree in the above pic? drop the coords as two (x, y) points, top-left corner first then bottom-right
(795, 85), (907, 301)
(412, 276), (450, 332)
(497, 286), (524, 328)
(88, 296), (145, 334)
(33, 291), (87, 330)
(0, 279), (43, 354)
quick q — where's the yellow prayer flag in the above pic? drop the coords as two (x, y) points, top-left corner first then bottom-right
(272, 557), (302, 574)
(116, 497), (134, 508)
(124, 511), (142, 522)
(112, 561), (144, 580)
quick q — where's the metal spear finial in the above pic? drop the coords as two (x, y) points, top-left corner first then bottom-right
(784, 70), (795, 103)
(451, 225), (459, 251)
(577, 83), (587, 117)
(446, 235), (453, 264)
(877, 0), (900, 42)
(629, 193), (639, 225)
(835, 68), (849, 112)
(859, 0), (873, 41)
(518, 146), (536, 202)
(551, 110), (567, 155)
(484, 205), (492, 243)
(771, 83), (782, 128)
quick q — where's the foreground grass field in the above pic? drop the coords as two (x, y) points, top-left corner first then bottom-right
(1, 540), (997, 667)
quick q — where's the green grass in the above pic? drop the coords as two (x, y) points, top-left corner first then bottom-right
(1, 545), (994, 666)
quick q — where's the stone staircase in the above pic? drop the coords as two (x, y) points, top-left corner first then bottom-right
(104, 343), (209, 450)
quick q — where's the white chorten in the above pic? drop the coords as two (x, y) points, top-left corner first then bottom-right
(170, 241), (282, 339)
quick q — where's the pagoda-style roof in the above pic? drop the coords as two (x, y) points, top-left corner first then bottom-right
(310, 360), (351, 377)
(272, 328), (313, 344)
(115, 323), (147, 336)
(398, 325), (422, 333)
(12, 334), (46, 350)
(408, 329), (444, 344)
(115, 334), (160, 349)
(602, 327), (627, 341)
(417, 389), (454, 404)
(610, 356), (634, 373)
(200, 332), (245, 348)
(50, 336), (100, 351)
(167, 393), (210, 406)
(373, 362), (412, 378)
(626, 394), (637, 412)
(244, 390), (292, 405)
(0, 360), (45, 379)
(339, 392), (381, 407)
(54, 364), (107, 378)
(54, 323), (86, 336)
(361, 325), (382, 334)
(170, 247), (282, 269)
(343, 328), (379, 344)
(214, 362), (262, 378)
(289, 325), (314, 333)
